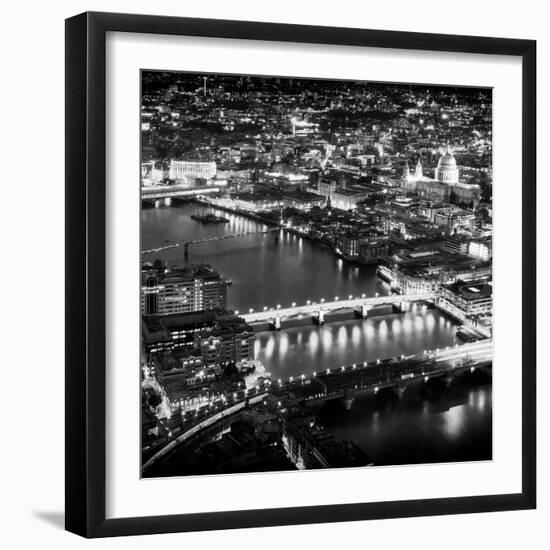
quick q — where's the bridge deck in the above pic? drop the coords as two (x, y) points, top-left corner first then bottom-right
(141, 185), (225, 199)
(142, 228), (279, 255)
(242, 292), (436, 322)
(273, 340), (492, 403)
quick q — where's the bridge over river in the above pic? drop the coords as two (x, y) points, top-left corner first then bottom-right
(272, 339), (492, 409)
(141, 184), (226, 203)
(142, 339), (491, 473)
(242, 292), (437, 328)
(141, 227), (279, 255)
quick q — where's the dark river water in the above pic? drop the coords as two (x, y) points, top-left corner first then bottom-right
(254, 309), (457, 380)
(142, 202), (390, 313)
(142, 202), (492, 466)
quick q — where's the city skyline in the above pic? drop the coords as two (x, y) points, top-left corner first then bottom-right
(140, 71), (493, 478)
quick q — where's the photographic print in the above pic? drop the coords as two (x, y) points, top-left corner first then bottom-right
(140, 71), (493, 478)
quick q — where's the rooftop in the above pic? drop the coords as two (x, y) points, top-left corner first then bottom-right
(445, 279), (492, 300)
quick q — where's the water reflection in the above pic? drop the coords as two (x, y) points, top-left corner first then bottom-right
(308, 331), (319, 355)
(317, 379), (492, 466)
(256, 310), (458, 380)
(141, 203), (391, 312)
(144, 203), (492, 468)
(351, 325), (361, 346)
(279, 333), (289, 359)
(443, 405), (465, 439)
(337, 326), (348, 347)
(321, 329), (333, 352)
(391, 318), (401, 335)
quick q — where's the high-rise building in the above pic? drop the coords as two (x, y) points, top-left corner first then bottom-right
(142, 263), (228, 316)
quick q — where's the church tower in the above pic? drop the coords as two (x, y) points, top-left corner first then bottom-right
(325, 192), (332, 212)
(402, 160), (410, 180)
(414, 157), (423, 179)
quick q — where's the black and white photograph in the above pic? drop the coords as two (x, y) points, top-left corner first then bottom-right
(0, 0), (544, 544)
(140, 72), (494, 478)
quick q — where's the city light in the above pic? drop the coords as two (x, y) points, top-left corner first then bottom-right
(140, 72), (493, 478)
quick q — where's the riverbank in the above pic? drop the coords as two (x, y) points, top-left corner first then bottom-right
(195, 197), (342, 257)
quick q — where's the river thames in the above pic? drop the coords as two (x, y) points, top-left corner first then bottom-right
(142, 202), (492, 465)
(142, 202), (390, 312)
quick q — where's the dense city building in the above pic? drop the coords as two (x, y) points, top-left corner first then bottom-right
(401, 149), (481, 208)
(195, 315), (255, 367)
(140, 71), (494, 478)
(141, 263), (228, 316)
(378, 250), (491, 294)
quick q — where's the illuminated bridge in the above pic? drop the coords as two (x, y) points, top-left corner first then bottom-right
(142, 340), (491, 472)
(241, 292), (437, 328)
(141, 184), (226, 204)
(274, 339), (492, 409)
(141, 227), (279, 255)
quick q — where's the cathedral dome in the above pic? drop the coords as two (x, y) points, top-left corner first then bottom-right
(435, 148), (459, 185)
(437, 151), (457, 168)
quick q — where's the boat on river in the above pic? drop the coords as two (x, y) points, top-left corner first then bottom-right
(190, 212), (229, 224)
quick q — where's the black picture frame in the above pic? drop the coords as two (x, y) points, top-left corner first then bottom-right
(65, 11), (536, 538)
